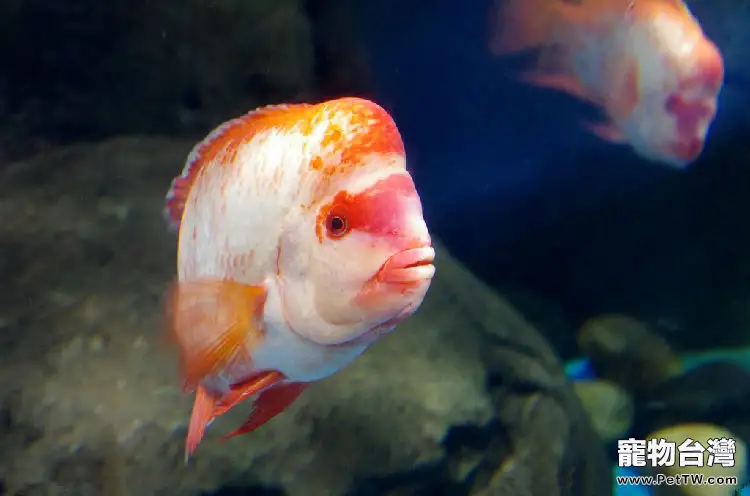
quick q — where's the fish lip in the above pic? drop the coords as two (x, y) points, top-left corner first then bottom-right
(665, 92), (716, 119)
(377, 246), (436, 284)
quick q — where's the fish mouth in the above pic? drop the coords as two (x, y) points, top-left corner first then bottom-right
(665, 92), (716, 122)
(377, 246), (436, 284)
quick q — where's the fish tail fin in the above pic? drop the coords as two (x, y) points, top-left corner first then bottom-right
(165, 279), (267, 392)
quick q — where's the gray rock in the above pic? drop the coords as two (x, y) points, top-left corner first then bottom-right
(635, 362), (750, 445)
(0, 136), (610, 495)
(577, 315), (683, 396)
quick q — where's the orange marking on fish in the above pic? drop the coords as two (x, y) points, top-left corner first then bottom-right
(339, 104), (404, 167)
(320, 123), (344, 150)
(310, 155), (324, 170)
(308, 99), (405, 178)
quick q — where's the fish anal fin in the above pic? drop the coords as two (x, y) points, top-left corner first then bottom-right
(221, 381), (308, 441)
(185, 385), (217, 461)
(518, 71), (592, 103)
(166, 279), (267, 392)
(163, 103), (313, 231)
(585, 120), (627, 143)
(213, 370), (286, 418)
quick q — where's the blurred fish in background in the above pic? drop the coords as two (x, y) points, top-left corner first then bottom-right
(353, 0), (750, 340)
(487, 0), (725, 168)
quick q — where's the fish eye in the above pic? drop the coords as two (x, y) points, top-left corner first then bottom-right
(325, 212), (349, 237)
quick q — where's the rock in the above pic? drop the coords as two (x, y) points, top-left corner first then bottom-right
(633, 362), (750, 445)
(578, 314), (683, 395)
(642, 423), (746, 496)
(0, 136), (610, 495)
(437, 256), (613, 496)
(574, 380), (634, 443)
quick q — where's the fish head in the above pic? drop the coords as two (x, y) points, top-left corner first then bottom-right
(276, 99), (435, 346)
(619, 2), (724, 167)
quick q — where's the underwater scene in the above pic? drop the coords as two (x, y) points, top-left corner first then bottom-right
(1, 0), (749, 495)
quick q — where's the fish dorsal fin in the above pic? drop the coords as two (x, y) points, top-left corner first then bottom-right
(488, 0), (622, 104)
(488, 0), (557, 56)
(655, 0), (690, 13)
(488, 0), (639, 56)
(163, 103), (311, 232)
(488, 0), (596, 56)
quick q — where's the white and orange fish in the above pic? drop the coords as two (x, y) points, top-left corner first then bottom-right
(487, 0), (725, 167)
(163, 97), (435, 459)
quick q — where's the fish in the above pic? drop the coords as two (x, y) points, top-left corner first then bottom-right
(487, 0), (725, 167)
(163, 97), (435, 459)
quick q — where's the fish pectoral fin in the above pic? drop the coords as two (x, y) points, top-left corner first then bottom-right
(220, 381), (308, 441)
(584, 120), (627, 143)
(166, 279), (267, 392)
(185, 384), (218, 461)
(607, 58), (640, 119)
(518, 71), (591, 103)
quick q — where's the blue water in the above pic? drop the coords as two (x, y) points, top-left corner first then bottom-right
(564, 349), (750, 495)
